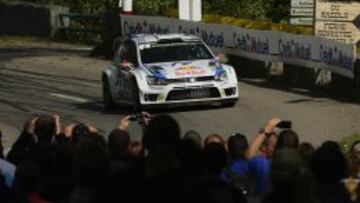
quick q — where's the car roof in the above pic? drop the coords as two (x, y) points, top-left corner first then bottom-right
(130, 33), (200, 44)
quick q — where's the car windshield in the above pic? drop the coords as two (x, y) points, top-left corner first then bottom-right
(140, 42), (213, 64)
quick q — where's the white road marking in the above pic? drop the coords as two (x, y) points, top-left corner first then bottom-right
(49, 93), (90, 103)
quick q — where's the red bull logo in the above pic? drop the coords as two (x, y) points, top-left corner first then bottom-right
(175, 66), (206, 77)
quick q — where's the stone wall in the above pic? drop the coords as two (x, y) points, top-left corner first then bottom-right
(0, 1), (68, 37)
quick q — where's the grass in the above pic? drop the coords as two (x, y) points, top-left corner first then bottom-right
(0, 35), (91, 47)
(0, 35), (51, 43)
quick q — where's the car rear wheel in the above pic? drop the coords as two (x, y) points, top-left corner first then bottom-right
(102, 78), (113, 110)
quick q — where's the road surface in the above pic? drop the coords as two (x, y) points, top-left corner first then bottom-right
(0, 44), (360, 151)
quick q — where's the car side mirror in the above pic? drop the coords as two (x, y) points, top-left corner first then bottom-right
(215, 53), (228, 64)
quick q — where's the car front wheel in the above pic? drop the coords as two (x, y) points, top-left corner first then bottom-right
(131, 79), (141, 112)
(102, 78), (113, 110)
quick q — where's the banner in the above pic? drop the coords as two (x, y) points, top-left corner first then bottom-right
(318, 37), (356, 78)
(121, 15), (357, 79)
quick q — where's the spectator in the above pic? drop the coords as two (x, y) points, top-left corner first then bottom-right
(312, 141), (350, 203)
(13, 160), (49, 203)
(0, 131), (4, 159)
(0, 157), (16, 189)
(222, 133), (254, 196)
(142, 114), (181, 153)
(7, 117), (37, 165)
(350, 141), (360, 157)
(262, 149), (316, 203)
(178, 139), (204, 176)
(204, 142), (227, 177)
(192, 177), (247, 203)
(204, 134), (225, 148)
(40, 143), (75, 202)
(4, 113), (360, 203)
(344, 145), (360, 202)
(246, 118), (281, 195)
(108, 129), (130, 161)
(0, 130), (17, 203)
(129, 140), (144, 162)
(34, 115), (57, 144)
(183, 130), (202, 148)
(71, 124), (92, 144)
(275, 130), (299, 151)
(0, 172), (17, 202)
(298, 142), (315, 167)
(70, 141), (110, 203)
(0, 131), (16, 189)
(347, 149), (360, 179)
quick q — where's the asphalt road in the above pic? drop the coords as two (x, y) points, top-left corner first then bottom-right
(1, 45), (360, 150)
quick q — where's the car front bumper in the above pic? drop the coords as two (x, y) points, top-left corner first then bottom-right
(138, 80), (239, 105)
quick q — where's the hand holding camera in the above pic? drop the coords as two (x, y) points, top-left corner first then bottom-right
(119, 112), (152, 131)
(264, 118), (292, 135)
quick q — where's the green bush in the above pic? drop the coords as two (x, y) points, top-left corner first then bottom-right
(203, 0), (271, 21)
(133, 0), (176, 16)
(339, 134), (360, 153)
(18, 0), (280, 22)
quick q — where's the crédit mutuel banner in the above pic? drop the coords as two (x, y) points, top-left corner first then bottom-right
(121, 15), (357, 79)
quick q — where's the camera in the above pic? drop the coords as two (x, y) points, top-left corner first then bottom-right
(129, 114), (141, 121)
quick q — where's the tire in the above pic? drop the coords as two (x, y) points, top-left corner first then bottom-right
(131, 78), (141, 112)
(102, 77), (113, 110)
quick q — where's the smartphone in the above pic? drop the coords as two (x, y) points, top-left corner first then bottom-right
(276, 121), (292, 129)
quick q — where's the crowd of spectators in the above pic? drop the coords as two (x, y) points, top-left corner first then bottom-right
(0, 113), (359, 203)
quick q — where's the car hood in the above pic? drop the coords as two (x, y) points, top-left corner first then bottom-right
(143, 60), (219, 79)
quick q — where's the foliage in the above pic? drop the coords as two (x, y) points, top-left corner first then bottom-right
(18, 0), (282, 22)
(339, 134), (360, 154)
(16, 0), (117, 14)
(203, 0), (271, 21)
(133, 0), (176, 16)
(266, 0), (291, 23)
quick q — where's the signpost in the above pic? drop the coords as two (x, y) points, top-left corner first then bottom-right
(291, 0), (314, 8)
(315, 1), (360, 44)
(315, 1), (360, 21)
(291, 8), (314, 16)
(290, 17), (314, 26)
(290, 0), (314, 26)
(315, 21), (360, 43)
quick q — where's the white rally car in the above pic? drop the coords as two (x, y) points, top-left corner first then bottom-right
(102, 33), (239, 110)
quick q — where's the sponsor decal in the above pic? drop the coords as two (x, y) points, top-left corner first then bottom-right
(175, 66), (206, 77)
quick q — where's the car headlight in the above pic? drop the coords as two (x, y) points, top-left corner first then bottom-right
(214, 67), (228, 81)
(147, 76), (167, 86)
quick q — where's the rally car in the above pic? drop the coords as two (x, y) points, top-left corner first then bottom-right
(102, 33), (239, 110)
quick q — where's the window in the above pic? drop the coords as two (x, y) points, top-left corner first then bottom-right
(140, 42), (213, 64)
(122, 41), (138, 66)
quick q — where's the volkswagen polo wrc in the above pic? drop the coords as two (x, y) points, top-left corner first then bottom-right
(102, 33), (239, 110)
